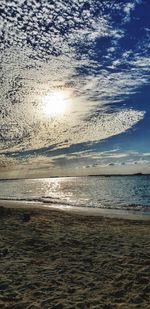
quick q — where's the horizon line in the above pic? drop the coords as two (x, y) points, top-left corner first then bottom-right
(0, 173), (150, 181)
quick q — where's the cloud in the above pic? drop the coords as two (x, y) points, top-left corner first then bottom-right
(1, 148), (150, 178)
(0, 107), (144, 154)
(0, 155), (18, 168)
(1, 0), (149, 176)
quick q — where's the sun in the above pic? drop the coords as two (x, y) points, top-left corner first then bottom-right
(42, 90), (67, 117)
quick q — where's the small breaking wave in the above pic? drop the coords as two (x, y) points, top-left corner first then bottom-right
(0, 196), (149, 214)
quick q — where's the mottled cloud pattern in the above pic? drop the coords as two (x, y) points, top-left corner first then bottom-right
(0, 0), (150, 176)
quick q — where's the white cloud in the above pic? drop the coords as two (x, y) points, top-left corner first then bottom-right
(0, 0), (148, 162)
(0, 104), (144, 153)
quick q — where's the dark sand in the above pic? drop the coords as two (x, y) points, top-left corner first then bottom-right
(0, 204), (150, 309)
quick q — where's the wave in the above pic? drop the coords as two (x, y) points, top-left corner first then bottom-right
(0, 196), (78, 208)
(0, 196), (149, 213)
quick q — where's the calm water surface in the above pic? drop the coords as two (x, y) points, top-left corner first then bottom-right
(0, 176), (150, 216)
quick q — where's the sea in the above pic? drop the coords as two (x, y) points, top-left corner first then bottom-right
(0, 176), (150, 217)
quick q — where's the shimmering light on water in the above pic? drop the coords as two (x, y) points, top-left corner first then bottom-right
(0, 176), (150, 215)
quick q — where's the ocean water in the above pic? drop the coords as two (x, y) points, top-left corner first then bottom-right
(0, 176), (150, 216)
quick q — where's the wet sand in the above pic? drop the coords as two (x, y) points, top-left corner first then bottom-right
(0, 204), (150, 309)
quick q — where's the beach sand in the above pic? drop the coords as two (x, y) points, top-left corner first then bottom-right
(0, 204), (150, 309)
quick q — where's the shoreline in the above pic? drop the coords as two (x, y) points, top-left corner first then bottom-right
(0, 199), (150, 221)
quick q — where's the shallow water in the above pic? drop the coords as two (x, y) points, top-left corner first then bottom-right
(0, 176), (150, 216)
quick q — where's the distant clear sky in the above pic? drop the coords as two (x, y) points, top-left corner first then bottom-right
(0, 0), (150, 178)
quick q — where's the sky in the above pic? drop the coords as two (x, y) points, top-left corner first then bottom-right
(0, 0), (150, 178)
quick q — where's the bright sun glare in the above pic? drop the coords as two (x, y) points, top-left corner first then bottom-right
(42, 90), (67, 117)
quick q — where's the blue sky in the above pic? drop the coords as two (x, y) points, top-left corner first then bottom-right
(0, 0), (150, 178)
